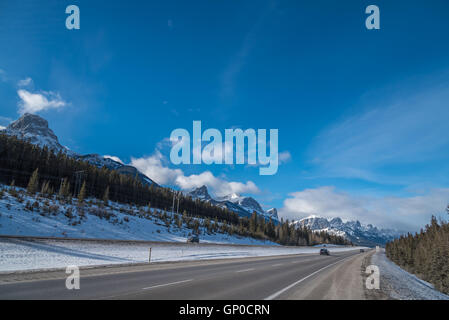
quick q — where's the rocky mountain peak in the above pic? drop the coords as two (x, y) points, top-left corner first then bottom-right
(3, 113), (65, 152)
(189, 185), (212, 201)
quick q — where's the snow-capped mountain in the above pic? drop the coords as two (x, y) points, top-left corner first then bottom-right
(188, 185), (213, 201)
(1, 113), (158, 187)
(188, 185), (278, 222)
(292, 215), (401, 246)
(2, 113), (72, 154)
(266, 208), (279, 220)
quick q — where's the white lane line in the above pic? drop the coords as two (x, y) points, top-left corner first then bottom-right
(142, 279), (193, 290)
(265, 255), (354, 300)
(236, 268), (255, 273)
(272, 263), (284, 267)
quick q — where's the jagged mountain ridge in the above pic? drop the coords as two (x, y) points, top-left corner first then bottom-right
(187, 185), (279, 222)
(1, 113), (158, 187)
(292, 215), (400, 246)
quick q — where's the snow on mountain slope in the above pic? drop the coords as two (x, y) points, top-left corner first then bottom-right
(292, 215), (401, 246)
(188, 185), (278, 222)
(1, 113), (71, 154)
(1, 113), (157, 187)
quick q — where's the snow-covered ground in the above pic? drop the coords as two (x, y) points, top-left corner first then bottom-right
(0, 187), (274, 246)
(371, 249), (449, 300)
(0, 186), (363, 272)
(0, 238), (363, 272)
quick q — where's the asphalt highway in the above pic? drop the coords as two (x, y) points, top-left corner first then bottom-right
(0, 249), (367, 300)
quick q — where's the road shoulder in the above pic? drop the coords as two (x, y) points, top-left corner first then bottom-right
(286, 251), (369, 300)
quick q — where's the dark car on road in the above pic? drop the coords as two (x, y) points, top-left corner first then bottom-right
(187, 235), (200, 243)
(360, 249), (365, 253)
(320, 248), (330, 255)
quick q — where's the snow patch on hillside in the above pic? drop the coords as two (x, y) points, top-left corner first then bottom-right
(0, 187), (275, 246)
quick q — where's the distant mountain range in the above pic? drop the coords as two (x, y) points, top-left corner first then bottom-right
(187, 185), (279, 222)
(1, 113), (158, 187)
(292, 215), (401, 246)
(1, 114), (402, 245)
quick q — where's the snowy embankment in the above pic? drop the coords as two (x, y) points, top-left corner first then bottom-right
(0, 187), (274, 246)
(0, 187), (362, 272)
(0, 238), (362, 272)
(371, 249), (449, 300)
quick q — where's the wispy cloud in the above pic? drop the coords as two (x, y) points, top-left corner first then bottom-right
(279, 151), (292, 164)
(279, 186), (449, 231)
(17, 77), (33, 87)
(0, 69), (7, 82)
(17, 89), (67, 114)
(220, 1), (277, 98)
(307, 83), (449, 185)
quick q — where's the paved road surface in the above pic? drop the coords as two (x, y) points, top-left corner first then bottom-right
(0, 250), (367, 300)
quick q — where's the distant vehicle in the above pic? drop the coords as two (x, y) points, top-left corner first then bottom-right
(320, 248), (330, 255)
(360, 249), (365, 253)
(187, 235), (200, 243)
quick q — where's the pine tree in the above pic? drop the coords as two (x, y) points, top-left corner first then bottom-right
(103, 186), (109, 205)
(40, 180), (51, 196)
(78, 181), (87, 203)
(59, 178), (71, 199)
(27, 168), (39, 194)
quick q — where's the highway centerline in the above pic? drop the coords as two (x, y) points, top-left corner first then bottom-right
(235, 268), (255, 273)
(142, 279), (193, 290)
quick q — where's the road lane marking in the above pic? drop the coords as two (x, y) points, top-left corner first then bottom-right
(142, 279), (193, 290)
(264, 255), (355, 300)
(236, 268), (255, 273)
(272, 264), (284, 267)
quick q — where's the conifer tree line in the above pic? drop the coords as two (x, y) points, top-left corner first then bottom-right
(385, 212), (449, 294)
(0, 133), (349, 246)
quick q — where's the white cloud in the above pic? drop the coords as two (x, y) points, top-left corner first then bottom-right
(17, 89), (67, 114)
(17, 77), (33, 87)
(104, 155), (124, 164)
(278, 186), (449, 231)
(131, 151), (183, 186)
(0, 125), (5, 130)
(131, 151), (260, 197)
(279, 151), (292, 164)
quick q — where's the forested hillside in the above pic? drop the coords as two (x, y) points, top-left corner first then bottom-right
(386, 214), (449, 294)
(0, 133), (349, 246)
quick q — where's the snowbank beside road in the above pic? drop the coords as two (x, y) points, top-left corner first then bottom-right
(0, 238), (362, 272)
(371, 249), (449, 300)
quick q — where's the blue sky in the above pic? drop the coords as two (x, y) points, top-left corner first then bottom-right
(1, 0), (449, 231)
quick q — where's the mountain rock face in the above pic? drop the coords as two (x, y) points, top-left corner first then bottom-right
(1, 113), (157, 187)
(188, 185), (278, 222)
(188, 185), (212, 201)
(266, 208), (279, 220)
(292, 215), (400, 246)
(2, 113), (69, 153)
